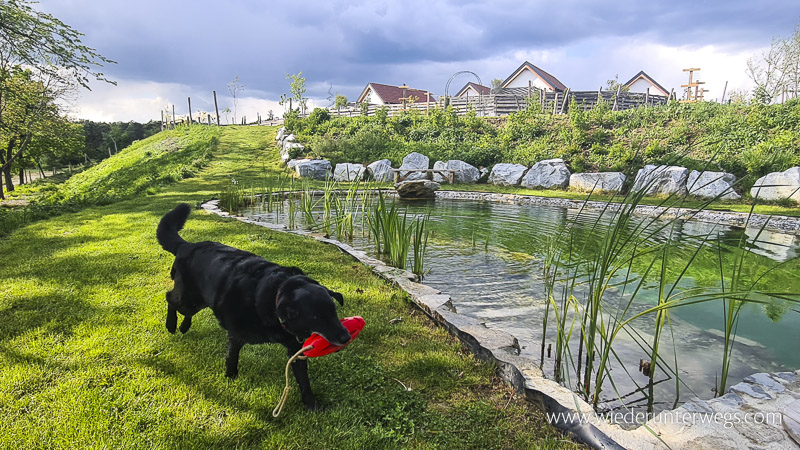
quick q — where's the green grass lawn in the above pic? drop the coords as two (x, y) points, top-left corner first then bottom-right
(0, 126), (579, 449)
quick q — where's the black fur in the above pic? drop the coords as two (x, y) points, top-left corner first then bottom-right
(157, 203), (350, 409)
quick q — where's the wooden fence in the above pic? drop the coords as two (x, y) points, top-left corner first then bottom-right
(311, 87), (673, 119)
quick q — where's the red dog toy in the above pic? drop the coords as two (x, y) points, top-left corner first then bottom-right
(302, 316), (365, 357)
(273, 316), (366, 417)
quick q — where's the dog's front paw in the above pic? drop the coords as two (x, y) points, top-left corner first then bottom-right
(179, 316), (192, 333)
(225, 368), (239, 379)
(166, 310), (178, 334)
(302, 395), (322, 411)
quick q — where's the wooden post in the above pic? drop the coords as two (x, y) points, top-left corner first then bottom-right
(207, 115), (211, 125)
(612, 86), (621, 111)
(426, 91), (430, 115)
(559, 88), (570, 114)
(721, 81), (728, 103)
(528, 80), (532, 100)
(161, 110), (165, 131)
(289, 98), (292, 113)
(213, 90), (220, 126)
(645, 87), (650, 106)
(172, 105), (176, 129)
(553, 92), (558, 114)
(188, 97), (193, 125)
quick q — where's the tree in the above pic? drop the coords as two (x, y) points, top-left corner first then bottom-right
(286, 72), (307, 114)
(490, 78), (503, 94)
(227, 75), (244, 124)
(334, 95), (348, 111)
(605, 74), (630, 92)
(0, 0), (114, 197)
(747, 25), (800, 104)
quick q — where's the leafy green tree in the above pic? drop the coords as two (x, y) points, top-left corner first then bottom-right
(747, 25), (800, 104)
(0, 0), (114, 197)
(605, 74), (630, 92)
(286, 72), (307, 114)
(335, 94), (348, 110)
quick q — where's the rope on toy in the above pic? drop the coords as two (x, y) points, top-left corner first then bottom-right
(272, 344), (314, 418)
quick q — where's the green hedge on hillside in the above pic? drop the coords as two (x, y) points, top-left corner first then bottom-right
(285, 99), (800, 189)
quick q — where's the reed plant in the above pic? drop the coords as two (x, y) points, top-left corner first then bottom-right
(411, 214), (430, 278)
(539, 166), (800, 418)
(219, 178), (255, 212)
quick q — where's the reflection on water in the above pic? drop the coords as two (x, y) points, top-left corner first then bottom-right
(241, 196), (800, 415)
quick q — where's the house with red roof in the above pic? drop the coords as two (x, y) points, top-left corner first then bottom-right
(623, 71), (670, 97)
(454, 82), (491, 98)
(356, 83), (436, 105)
(500, 61), (567, 92)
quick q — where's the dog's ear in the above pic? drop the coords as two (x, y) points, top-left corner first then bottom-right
(328, 290), (344, 306)
(279, 303), (300, 321)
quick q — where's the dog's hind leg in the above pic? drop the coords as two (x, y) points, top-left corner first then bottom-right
(225, 336), (245, 378)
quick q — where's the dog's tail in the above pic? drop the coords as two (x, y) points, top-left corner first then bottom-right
(157, 203), (191, 255)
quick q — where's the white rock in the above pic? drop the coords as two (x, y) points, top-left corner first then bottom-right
(281, 142), (304, 163)
(570, 172), (626, 193)
(287, 158), (310, 169)
(398, 152), (430, 181)
(489, 163), (528, 186)
(333, 163), (366, 182)
(632, 165), (689, 196)
(521, 158), (570, 189)
(687, 171), (740, 200)
(275, 126), (286, 141)
(750, 167), (800, 202)
(433, 160), (480, 184)
(295, 159), (332, 180)
(367, 159), (394, 182)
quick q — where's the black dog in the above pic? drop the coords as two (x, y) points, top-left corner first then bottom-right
(156, 203), (351, 409)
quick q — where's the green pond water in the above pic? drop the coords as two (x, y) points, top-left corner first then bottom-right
(240, 195), (800, 414)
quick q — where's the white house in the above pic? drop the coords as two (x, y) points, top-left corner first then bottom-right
(454, 82), (491, 98)
(623, 71), (670, 97)
(356, 83), (436, 105)
(500, 61), (567, 92)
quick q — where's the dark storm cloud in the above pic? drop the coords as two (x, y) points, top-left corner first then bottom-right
(38, 0), (800, 104)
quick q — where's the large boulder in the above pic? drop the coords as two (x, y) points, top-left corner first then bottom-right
(687, 170), (740, 200)
(521, 158), (570, 189)
(395, 180), (440, 199)
(570, 172), (626, 193)
(397, 152), (430, 181)
(631, 165), (689, 196)
(489, 163), (528, 186)
(333, 163), (366, 182)
(367, 159), (394, 182)
(751, 167), (800, 202)
(294, 159), (332, 180)
(287, 158), (310, 169)
(275, 126), (287, 142)
(433, 160), (480, 184)
(281, 142), (304, 163)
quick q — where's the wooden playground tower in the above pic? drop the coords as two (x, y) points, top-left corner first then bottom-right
(681, 68), (708, 103)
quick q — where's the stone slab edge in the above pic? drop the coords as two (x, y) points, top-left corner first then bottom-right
(201, 198), (638, 449)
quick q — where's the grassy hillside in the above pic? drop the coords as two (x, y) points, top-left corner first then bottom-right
(0, 127), (219, 236)
(285, 100), (800, 194)
(0, 126), (576, 449)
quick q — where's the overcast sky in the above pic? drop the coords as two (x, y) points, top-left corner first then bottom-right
(38, 0), (800, 123)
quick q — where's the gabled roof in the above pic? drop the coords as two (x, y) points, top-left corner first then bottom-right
(500, 61), (567, 92)
(623, 71), (670, 96)
(455, 82), (491, 97)
(356, 83), (436, 104)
